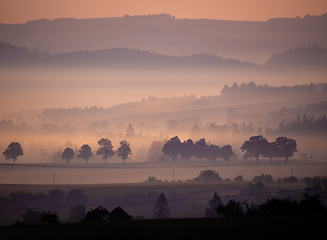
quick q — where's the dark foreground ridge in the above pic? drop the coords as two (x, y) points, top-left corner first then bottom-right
(2, 217), (326, 240)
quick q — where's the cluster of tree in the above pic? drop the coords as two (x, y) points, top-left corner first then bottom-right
(16, 192), (169, 225)
(84, 206), (132, 222)
(266, 44), (327, 68)
(162, 136), (234, 162)
(18, 205), (132, 225)
(2, 138), (132, 164)
(265, 115), (327, 136)
(205, 192), (327, 217)
(19, 209), (60, 225)
(191, 170), (222, 182)
(144, 171), (244, 183)
(2, 188), (87, 225)
(252, 174), (273, 183)
(304, 176), (327, 193)
(240, 135), (297, 163)
(190, 121), (258, 139)
(221, 82), (318, 97)
(63, 139), (130, 164)
(267, 101), (327, 120)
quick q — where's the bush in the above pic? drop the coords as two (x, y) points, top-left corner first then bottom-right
(41, 211), (60, 224)
(145, 176), (161, 183)
(283, 176), (298, 183)
(252, 174), (273, 183)
(110, 206), (132, 221)
(216, 200), (244, 217)
(192, 170), (222, 182)
(21, 209), (60, 224)
(68, 205), (86, 223)
(84, 206), (110, 222)
(234, 175), (244, 182)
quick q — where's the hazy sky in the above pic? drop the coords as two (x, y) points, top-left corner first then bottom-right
(1, 0), (327, 23)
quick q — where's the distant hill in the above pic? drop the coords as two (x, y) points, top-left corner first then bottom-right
(266, 44), (327, 69)
(0, 42), (258, 69)
(1, 13), (327, 64)
(0, 41), (43, 64)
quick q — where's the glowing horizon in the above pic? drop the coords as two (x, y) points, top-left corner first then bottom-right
(0, 0), (327, 24)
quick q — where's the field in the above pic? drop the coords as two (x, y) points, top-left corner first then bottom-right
(1, 217), (327, 240)
(0, 158), (326, 226)
(1, 158), (326, 185)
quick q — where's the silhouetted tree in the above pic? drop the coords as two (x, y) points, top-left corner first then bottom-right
(61, 147), (74, 164)
(300, 194), (327, 216)
(162, 136), (181, 162)
(148, 140), (165, 161)
(84, 206), (110, 222)
(205, 192), (222, 217)
(110, 206), (132, 221)
(154, 192), (170, 219)
(206, 144), (220, 162)
(263, 142), (279, 163)
(274, 136), (297, 162)
(66, 189), (86, 205)
(68, 204), (86, 223)
(240, 135), (269, 163)
(252, 174), (273, 183)
(3, 142), (24, 164)
(216, 200), (244, 217)
(77, 144), (92, 164)
(116, 140), (132, 164)
(195, 138), (208, 162)
(179, 139), (195, 162)
(48, 189), (64, 206)
(234, 175), (244, 182)
(21, 209), (43, 224)
(125, 123), (135, 137)
(41, 211), (60, 224)
(96, 138), (114, 164)
(21, 209), (60, 224)
(220, 145), (234, 162)
(192, 170), (222, 182)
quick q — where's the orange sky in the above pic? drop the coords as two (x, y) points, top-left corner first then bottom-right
(0, 0), (327, 23)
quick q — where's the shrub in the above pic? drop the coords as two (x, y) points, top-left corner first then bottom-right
(252, 174), (273, 183)
(234, 175), (244, 182)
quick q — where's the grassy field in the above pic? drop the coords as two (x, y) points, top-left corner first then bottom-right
(0, 180), (309, 226)
(1, 216), (326, 240)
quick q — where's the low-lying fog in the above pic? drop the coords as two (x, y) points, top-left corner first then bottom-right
(1, 66), (327, 185)
(1, 67), (326, 115)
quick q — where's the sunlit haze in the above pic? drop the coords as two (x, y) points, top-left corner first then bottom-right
(0, 0), (327, 229)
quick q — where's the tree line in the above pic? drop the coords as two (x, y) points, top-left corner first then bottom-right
(2, 138), (132, 164)
(161, 136), (234, 162)
(2, 135), (297, 164)
(266, 114), (327, 136)
(10, 191), (169, 225)
(9, 189), (327, 226)
(205, 192), (327, 218)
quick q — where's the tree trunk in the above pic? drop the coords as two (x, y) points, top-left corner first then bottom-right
(256, 157), (259, 164)
(105, 157), (107, 164)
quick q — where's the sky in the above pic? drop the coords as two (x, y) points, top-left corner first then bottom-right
(0, 0), (327, 23)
